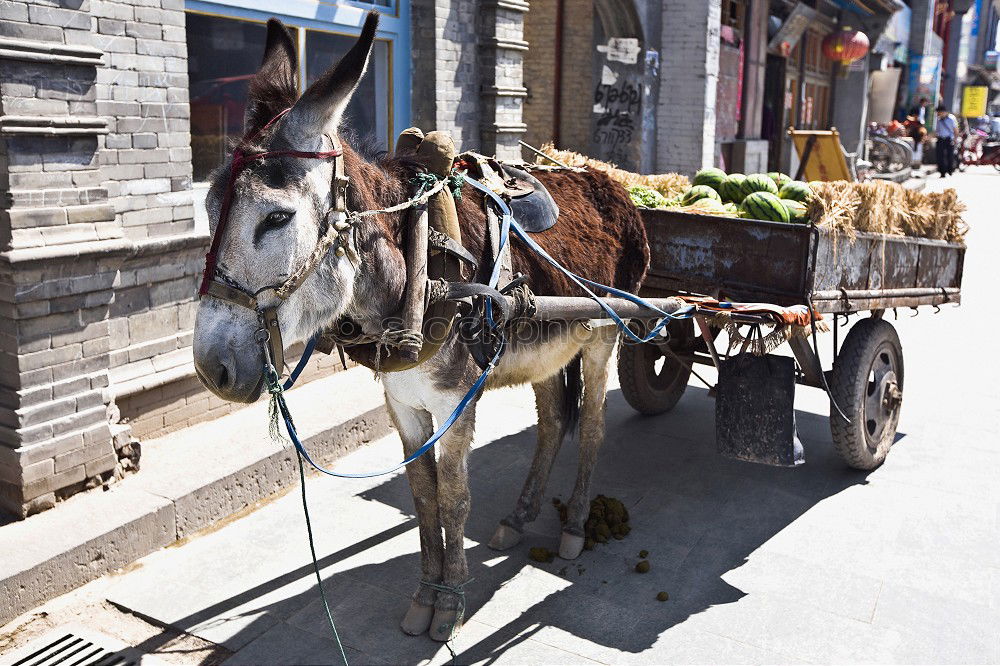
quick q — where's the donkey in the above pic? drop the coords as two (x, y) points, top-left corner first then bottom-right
(192, 13), (649, 641)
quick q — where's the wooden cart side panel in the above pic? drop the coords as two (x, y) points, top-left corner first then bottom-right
(916, 242), (964, 289)
(638, 210), (965, 313)
(869, 237), (920, 292)
(812, 234), (873, 292)
(643, 210), (811, 303)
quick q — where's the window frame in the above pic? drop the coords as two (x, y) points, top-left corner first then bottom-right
(185, 0), (410, 153)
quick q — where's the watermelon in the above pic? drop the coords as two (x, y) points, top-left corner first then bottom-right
(681, 185), (722, 205)
(693, 167), (727, 191)
(778, 180), (813, 203)
(768, 171), (792, 188)
(741, 191), (790, 223)
(743, 173), (780, 197)
(781, 198), (808, 222)
(719, 173), (747, 203)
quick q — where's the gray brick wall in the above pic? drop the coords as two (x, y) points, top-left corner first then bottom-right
(411, 0), (482, 151)
(411, 0), (526, 159)
(0, 0), (201, 518)
(91, 0), (193, 241)
(656, 0), (721, 173)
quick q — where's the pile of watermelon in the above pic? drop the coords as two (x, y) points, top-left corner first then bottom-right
(687, 168), (814, 223)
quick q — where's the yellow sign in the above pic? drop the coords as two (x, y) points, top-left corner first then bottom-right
(961, 86), (989, 117)
(787, 129), (854, 182)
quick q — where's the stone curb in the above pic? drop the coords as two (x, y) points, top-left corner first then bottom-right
(0, 367), (393, 626)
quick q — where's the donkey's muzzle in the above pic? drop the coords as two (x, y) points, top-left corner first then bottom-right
(193, 341), (264, 404)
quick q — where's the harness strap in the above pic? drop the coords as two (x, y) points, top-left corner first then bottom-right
(205, 280), (257, 311)
(262, 306), (285, 373)
(428, 228), (478, 270)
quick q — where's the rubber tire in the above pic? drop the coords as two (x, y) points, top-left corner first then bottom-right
(617, 319), (693, 415)
(829, 318), (904, 470)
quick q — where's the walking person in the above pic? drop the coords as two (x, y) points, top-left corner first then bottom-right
(935, 104), (958, 177)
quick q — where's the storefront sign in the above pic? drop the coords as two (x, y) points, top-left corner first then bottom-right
(768, 3), (817, 57)
(962, 86), (989, 117)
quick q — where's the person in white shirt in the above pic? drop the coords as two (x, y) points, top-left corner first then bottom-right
(935, 104), (958, 177)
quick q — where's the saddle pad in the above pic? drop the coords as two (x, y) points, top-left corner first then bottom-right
(458, 152), (560, 233)
(499, 164), (560, 233)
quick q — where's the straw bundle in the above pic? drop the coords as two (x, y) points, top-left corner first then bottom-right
(808, 180), (967, 244)
(538, 144), (690, 198)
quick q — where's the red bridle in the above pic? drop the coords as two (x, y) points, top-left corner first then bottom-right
(198, 108), (344, 296)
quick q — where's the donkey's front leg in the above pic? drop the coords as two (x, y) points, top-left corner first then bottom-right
(429, 402), (476, 642)
(385, 394), (442, 636)
(560, 328), (618, 559)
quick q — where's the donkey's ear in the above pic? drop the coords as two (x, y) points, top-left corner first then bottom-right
(287, 11), (379, 140)
(244, 18), (299, 135)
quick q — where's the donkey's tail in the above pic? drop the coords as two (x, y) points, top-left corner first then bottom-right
(561, 353), (583, 437)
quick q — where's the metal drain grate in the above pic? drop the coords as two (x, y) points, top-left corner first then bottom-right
(1, 627), (163, 666)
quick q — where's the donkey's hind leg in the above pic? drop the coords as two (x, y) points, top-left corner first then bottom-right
(488, 372), (572, 550)
(560, 326), (618, 560)
(385, 394), (441, 636)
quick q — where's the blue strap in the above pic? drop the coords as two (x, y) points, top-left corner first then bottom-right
(269, 343), (501, 479)
(282, 335), (318, 391)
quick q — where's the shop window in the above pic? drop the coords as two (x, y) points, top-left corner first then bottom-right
(305, 30), (390, 150)
(188, 13), (391, 183)
(188, 14), (298, 182)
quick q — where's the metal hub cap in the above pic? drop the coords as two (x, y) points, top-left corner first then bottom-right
(864, 347), (901, 447)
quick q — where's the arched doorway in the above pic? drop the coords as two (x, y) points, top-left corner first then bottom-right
(590, 0), (646, 170)
(522, 0), (652, 172)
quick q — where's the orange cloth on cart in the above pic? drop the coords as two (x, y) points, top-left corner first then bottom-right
(680, 296), (822, 328)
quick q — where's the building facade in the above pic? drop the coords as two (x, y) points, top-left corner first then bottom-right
(0, 0), (531, 518)
(522, 0), (901, 176)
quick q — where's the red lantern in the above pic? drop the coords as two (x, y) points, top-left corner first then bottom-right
(822, 26), (870, 68)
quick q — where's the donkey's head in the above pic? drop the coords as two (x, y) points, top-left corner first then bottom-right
(193, 13), (379, 403)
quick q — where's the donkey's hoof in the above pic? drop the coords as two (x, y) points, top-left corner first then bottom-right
(558, 532), (585, 560)
(400, 600), (434, 636)
(488, 523), (523, 551)
(429, 609), (462, 642)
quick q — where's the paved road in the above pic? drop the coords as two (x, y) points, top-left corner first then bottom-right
(5, 169), (999, 665)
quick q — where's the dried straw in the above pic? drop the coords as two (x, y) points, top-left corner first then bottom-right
(538, 144), (690, 198)
(808, 180), (967, 244)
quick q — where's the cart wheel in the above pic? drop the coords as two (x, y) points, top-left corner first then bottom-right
(829, 318), (904, 470)
(617, 319), (693, 415)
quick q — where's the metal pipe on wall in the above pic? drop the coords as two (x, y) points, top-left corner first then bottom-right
(553, 0), (565, 147)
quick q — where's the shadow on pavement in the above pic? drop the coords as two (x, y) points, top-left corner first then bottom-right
(129, 385), (877, 664)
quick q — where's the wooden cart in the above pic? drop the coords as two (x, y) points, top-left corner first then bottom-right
(617, 209), (965, 470)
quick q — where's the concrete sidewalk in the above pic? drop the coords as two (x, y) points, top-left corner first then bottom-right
(0, 365), (393, 626)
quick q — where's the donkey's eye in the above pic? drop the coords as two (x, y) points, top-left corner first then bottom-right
(264, 210), (293, 228)
(255, 210), (293, 242)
